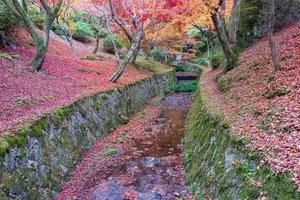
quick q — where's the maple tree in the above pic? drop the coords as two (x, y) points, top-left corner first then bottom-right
(92, 0), (184, 82)
(0, 0), (64, 71)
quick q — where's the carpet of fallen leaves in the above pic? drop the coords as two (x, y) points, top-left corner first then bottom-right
(202, 21), (300, 190)
(55, 93), (194, 200)
(0, 29), (151, 133)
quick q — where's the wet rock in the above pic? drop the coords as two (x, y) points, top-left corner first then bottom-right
(141, 157), (159, 168)
(155, 118), (166, 124)
(138, 192), (163, 200)
(144, 127), (153, 132)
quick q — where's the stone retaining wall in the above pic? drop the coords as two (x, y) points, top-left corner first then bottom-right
(0, 70), (176, 199)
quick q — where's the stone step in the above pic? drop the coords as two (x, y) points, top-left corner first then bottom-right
(176, 72), (198, 81)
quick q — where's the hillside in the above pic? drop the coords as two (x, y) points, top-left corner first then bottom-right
(202, 20), (300, 189)
(0, 29), (153, 134)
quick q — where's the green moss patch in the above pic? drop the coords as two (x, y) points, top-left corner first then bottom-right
(0, 52), (21, 60)
(135, 56), (173, 74)
(174, 81), (198, 93)
(265, 87), (290, 99)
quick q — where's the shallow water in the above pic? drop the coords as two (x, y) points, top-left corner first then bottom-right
(91, 93), (193, 199)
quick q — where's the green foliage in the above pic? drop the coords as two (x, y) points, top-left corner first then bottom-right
(72, 21), (94, 42)
(265, 87), (290, 99)
(0, 137), (9, 156)
(210, 48), (225, 68)
(149, 48), (165, 62)
(28, 6), (45, 29)
(69, 11), (88, 22)
(0, 52), (20, 60)
(99, 28), (109, 38)
(191, 38), (225, 68)
(51, 22), (68, 37)
(0, 2), (19, 34)
(103, 35), (122, 53)
(103, 148), (117, 157)
(176, 64), (202, 75)
(237, 0), (263, 48)
(135, 56), (173, 74)
(174, 81), (198, 92)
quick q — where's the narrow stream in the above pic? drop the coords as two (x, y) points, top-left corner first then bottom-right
(56, 93), (194, 200)
(92, 93), (193, 199)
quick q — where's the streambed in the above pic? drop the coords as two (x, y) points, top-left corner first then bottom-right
(55, 92), (194, 200)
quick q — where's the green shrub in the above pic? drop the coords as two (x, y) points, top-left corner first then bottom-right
(52, 22), (68, 37)
(0, 2), (19, 34)
(103, 35), (121, 53)
(28, 6), (45, 29)
(210, 48), (225, 68)
(175, 65), (202, 75)
(174, 81), (198, 92)
(73, 21), (94, 42)
(70, 11), (88, 22)
(99, 28), (109, 38)
(149, 48), (165, 61)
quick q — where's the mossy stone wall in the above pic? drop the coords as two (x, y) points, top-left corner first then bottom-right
(184, 85), (300, 200)
(0, 70), (176, 200)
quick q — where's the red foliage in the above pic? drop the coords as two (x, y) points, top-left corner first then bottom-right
(92, 0), (184, 30)
(0, 30), (152, 133)
(203, 20), (300, 190)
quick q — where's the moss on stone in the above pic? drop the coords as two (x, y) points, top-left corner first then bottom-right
(16, 123), (31, 135)
(0, 138), (9, 157)
(92, 97), (100, 111)
(184, 84), (300, 199)
(51, 107), (72, 128)
(4, 134), (26, 147)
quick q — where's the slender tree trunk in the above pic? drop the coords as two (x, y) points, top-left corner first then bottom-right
(93, 30), (100, 54)
(212, 13), (237, 72)
(130, 34), (142, 65)
(268, 0), (281, 71)
(229, 0), (240, 45)
(207, 38), (212, 68)
(110, 31), (143, 83)
(29, 42), (47, 71)
(220, 0), (229, 38)
(29, 30), (50, 71)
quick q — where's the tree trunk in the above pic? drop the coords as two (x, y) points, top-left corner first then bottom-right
(29, 30), (50, 71)
(268, 0), (281, 71)
(207, 38), (212, 68)
(229, 0), (240, 45)
(110, 31), (143, 83)
(212, 13), (237, 72)
(93, 30), (100, 54)
(129, 36), (142, 65)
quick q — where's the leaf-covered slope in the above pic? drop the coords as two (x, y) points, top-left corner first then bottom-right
(208, 20), (300, 189)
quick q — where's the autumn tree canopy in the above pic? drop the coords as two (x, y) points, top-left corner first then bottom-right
(92, 0), (185, 82)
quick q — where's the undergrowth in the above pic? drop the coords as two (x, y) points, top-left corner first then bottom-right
(174, 81), (197, 93)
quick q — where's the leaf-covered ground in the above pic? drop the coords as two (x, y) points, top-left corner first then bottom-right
(0, 30), (152, 134)
(202, 21), (300, 190)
